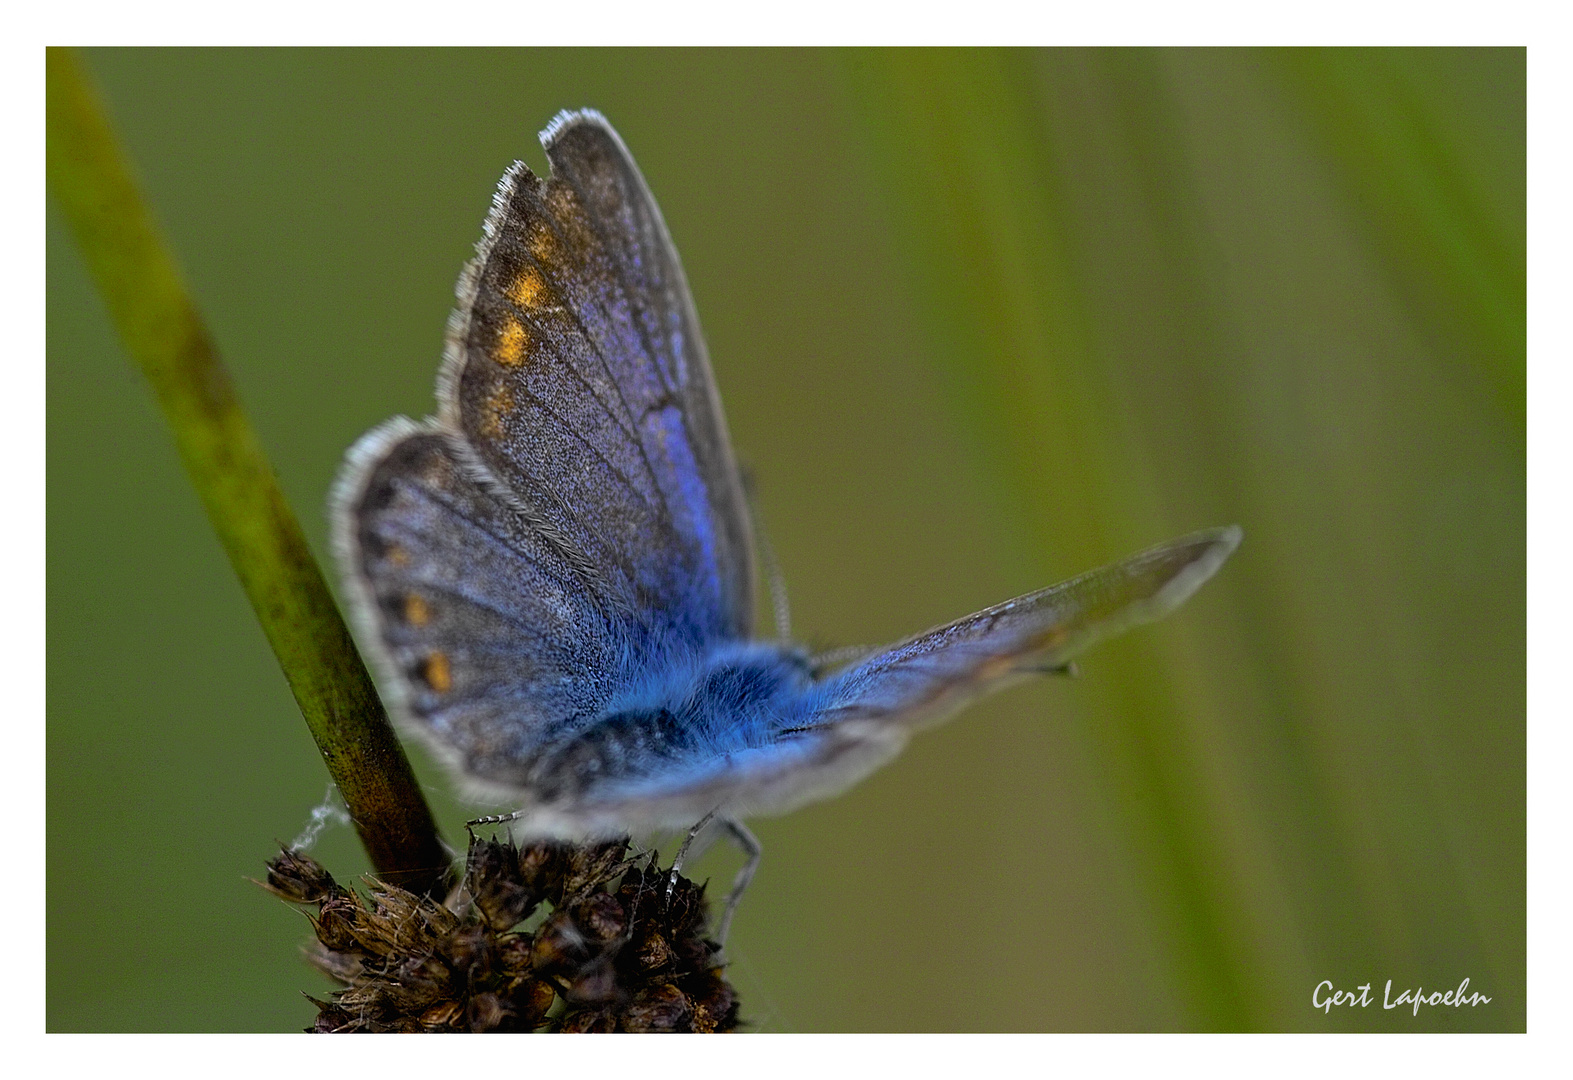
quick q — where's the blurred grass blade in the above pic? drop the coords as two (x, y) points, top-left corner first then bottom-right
(1275, 48), (1525, 438)
(840, 45), (1520, 1031)
(46, 48), (447, 892)
(840, 48), (1257, 1029)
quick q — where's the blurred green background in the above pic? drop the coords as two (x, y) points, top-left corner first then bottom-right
(48, 48), (1523, 1032)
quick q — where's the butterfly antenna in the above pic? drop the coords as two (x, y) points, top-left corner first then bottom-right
(760, 528), (792, 642)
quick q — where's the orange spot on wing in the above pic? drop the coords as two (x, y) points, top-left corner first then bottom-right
(386, 544), (410, 568)
(478, 384), (515, 440)
(422, 651), (452, 693)
(493, 315), (529, 368)
(507, 268), (547, 310)
(404, 594), (430, 626)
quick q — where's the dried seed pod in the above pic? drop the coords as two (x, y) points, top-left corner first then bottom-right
(379, 952), (454, 1013)
(466, 991), (511, 1032)
(492, 934), (535, 980)
(570, 890), (627, 943)
(561, 957), (620, 1005)
(310, 894), (367, 955)
(622, 983), (692, 1033)
(506, 976), (556, 1028)
(419, 999), (464, 1029)
(558, 1006), (617, 1033)
(442, 922), (495, 981)
(685, 968), (739, 1033)
(530, 910), (590, 978)
(516, 840), (565, 900)
(558, 838), (631, 900)
(463, 836), (539, 929)
(310, 1001), (356, 1033)
(629, 927), (675, 975)
(261, 848), (344, 904)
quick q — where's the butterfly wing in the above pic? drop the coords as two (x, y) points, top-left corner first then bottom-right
(437, 109), (755, 644)
(333, 420), (635, 793)
(807, 527), (1242, 732)
(333, 111), (755, 794)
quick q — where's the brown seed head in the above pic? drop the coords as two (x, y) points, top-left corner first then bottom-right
(264, 836), (739, 1032)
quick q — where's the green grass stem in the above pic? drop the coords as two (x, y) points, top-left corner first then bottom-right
(46, 48), (448, 893)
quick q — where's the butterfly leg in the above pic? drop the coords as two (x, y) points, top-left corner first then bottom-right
(667, 810), (718, 907)
(466, 810), (527, 829)
(714, 817), (761, 947)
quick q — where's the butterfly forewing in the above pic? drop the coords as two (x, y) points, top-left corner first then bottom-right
(440, 111), (754, 646)
(812, 527), (1242, 730)
(337, 111), (762, 792)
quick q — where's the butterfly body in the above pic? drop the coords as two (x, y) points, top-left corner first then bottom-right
(509, 641), (816, 817)
(333, 111), (1240, 893)
(483, 641), (919, 839)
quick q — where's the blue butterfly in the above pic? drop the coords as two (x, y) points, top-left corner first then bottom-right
(333, 110), (1240, 942)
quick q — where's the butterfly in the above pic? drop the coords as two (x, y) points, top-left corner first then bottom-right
(332, 109), (1241, 942)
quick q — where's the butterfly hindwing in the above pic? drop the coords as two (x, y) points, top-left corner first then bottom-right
(808, 528), (1242, 732)
(439, 110), (754, 647)
(334, 420), (628, 789)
